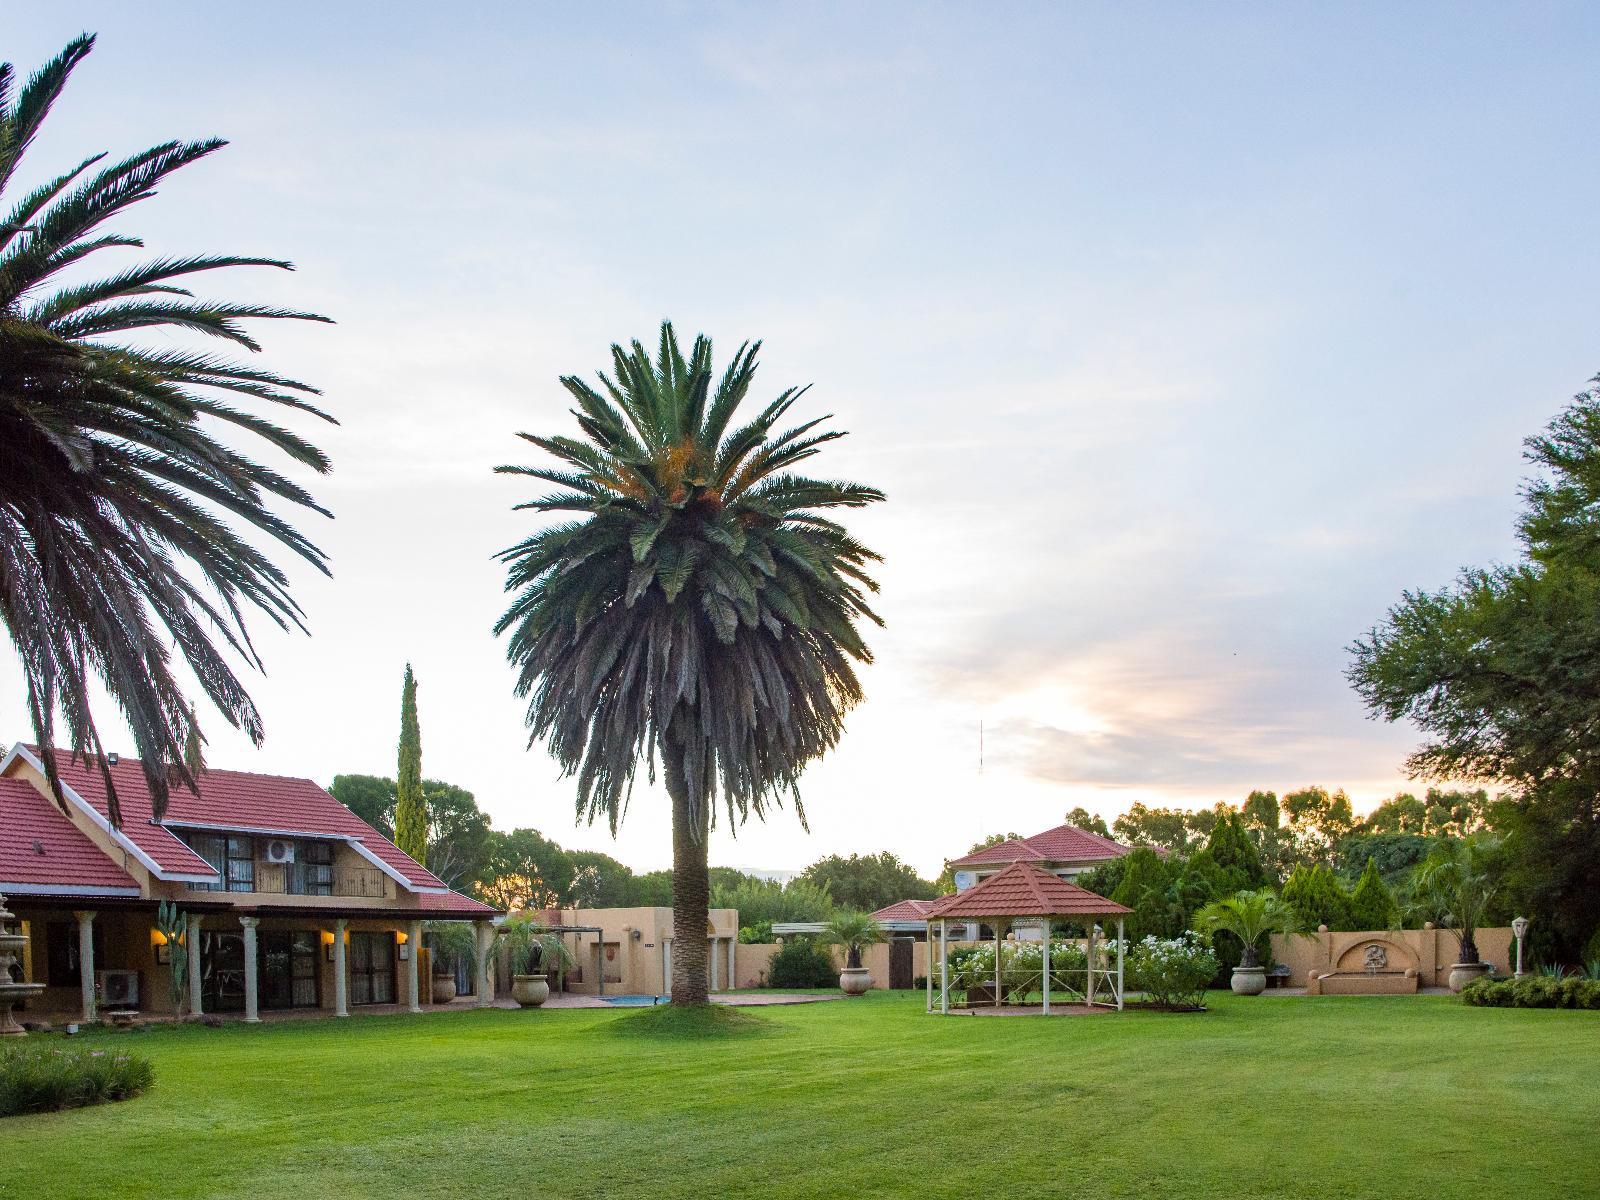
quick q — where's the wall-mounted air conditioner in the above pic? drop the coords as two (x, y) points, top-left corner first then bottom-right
(97, 969), (139, 1009)
(265, 838), (296, 864)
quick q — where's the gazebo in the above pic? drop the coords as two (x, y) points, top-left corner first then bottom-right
(922, 861), (1133, 1014)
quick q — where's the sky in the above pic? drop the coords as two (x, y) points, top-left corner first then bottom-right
(5, 4), (1600, 879)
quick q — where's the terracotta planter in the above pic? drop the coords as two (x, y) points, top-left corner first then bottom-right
(1230, 966), (1267, 996)
(839, 966), (872, 996)
(1448, 962), (1491, 993)
(431, 975), (457, 1004)
(511, 975), (550, 1007)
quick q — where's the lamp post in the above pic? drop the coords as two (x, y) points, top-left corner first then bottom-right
(1512, 916), (1529, 978)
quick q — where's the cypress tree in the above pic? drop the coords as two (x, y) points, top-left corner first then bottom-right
(1204, 811), (1268, 889)
(1348, 857), (1399, 931)
(394, 664), (427, 864)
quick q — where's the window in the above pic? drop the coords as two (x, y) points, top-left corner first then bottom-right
(225, 835), (255, 892)
(184, 833), (226, 891)
(292, 841), (334, 896)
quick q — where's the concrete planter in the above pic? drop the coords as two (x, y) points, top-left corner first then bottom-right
(1448, 962), (1491, 993)
(431, 975), (458, 1004)
(839, 966), (872, 996)
(1230, 966), (1267, 996)
(511, 975), (550, 1007)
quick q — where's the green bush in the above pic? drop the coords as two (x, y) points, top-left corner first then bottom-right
(1460, 976), (1600, 1009)
(766, 937), (837, 989)
(1126, 934), (1218, 1010)
(1, 1044), (154, 1117)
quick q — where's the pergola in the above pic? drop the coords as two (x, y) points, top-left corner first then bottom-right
(922, 861), (1133, 1014)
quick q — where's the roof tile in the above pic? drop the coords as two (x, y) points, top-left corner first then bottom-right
(922, 861), (1130, 920)
(0, 777), (140, 892)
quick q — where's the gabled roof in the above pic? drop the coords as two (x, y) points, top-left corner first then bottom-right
(871, 898), (937, 922)
(0, 777), (141, 896)
(922, 861), (1131, 920)
(7, 745), (447, 893)
(947, 823), (1133, 869)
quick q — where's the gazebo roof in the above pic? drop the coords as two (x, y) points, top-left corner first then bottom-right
(922, 861), (1131, 920)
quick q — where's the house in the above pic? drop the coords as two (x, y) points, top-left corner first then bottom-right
(0, 743), (499, 1025)
(945, 822), (1136, 889)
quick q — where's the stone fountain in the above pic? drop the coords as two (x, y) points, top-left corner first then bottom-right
(0, 892), (47, 1037)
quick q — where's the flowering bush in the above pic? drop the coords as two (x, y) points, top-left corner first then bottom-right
(0, 1044), (153, 1117)
(940, 936), (1124, 1002)
(1126, 934), (1217, 1010)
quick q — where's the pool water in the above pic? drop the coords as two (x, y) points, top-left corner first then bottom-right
(602, 994), (665, 1006)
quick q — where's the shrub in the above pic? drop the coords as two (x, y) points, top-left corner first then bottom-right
(1126, 934), (1218, 1010)
(1461, 976), (1600, 1009)
(767, 937), (836, 988)
(1, 1044), (154, 1117)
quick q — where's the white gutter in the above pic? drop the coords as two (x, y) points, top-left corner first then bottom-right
(0, 881), (143, 898)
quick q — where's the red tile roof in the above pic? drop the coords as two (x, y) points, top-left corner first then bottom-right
(20, 747), (446, 891)
(871, 898), (936, 922)
(922, 861), (1131, 920)
(947, 823), (1133, 868)
(0, 777), (140, 894)
(426, 889), (499, 916)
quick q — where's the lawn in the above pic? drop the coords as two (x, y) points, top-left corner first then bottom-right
(4, 991), (1596, 1200)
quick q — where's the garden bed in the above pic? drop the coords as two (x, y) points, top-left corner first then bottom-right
(1, 1043), (154, 1118)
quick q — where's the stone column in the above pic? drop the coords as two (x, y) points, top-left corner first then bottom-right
(74, 911), (96, 1022)
(185, 913), (204, 1017)
(710, 937), (721, 992)
(728, 938), (737, 992)
(406, 920), (422, 1013)
(474, 921), (494, 1007)
(239, 916), (260, 1023)
(333, 919), (349, 1017)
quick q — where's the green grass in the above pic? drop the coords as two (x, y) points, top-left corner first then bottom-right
(3, 991), (1596, 1200)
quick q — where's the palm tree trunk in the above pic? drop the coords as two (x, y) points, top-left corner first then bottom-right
(664, 747), (710, 1006)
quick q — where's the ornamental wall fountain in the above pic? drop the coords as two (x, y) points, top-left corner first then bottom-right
(0, 892), (47, 1036)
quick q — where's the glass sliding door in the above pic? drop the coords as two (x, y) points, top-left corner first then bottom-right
(258, 930), (320, 1009)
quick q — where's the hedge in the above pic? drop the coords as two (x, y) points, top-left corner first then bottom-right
(1461, 976), (1600, 1010)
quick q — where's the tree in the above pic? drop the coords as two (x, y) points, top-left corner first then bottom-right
(1349, 379), (1600, 959)
(565, 849), (637, 908)
(1281, 787), (1356, 868)
(1280, 863), (1354, 931)
(422, 780), (491, 893)
(0, 36), (333, 824)
(330, 774), (396, 839)
(477, 828), (572, 913)
(1109, 848), (1183, 941)
(1404, 834), (1503, 965)
(1202, 809), (1267, 890)
(1240, 790), (1294, 878)
(799, 852), (935, 912)
(821, 911), (884, 969)
(1111, 803), (1200, 854)
(495, 323), (883, 1005)
(1064, 807), (1111, 838)
(1347, 858), (1398, 931)
(1335, 832), (1433, 881)
(393, 665), (426, 864)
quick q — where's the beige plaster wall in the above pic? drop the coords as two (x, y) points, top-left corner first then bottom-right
(1270, 926), (1518, 989)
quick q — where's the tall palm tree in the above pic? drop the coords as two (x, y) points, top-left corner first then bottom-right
(496, 323), (883, 1005)
(0, 36), (334, 824)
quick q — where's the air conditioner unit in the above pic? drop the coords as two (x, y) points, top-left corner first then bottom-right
(97, 969), (139, 1009)
(265, 838), (296, 864)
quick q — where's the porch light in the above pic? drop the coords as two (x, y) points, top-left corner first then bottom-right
(150, 929), (168, 946)
(395, 930), (408, 944)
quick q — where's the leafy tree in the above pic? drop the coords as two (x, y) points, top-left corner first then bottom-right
(566, 849), (637, 907)
(0, 36), (333, 824)
(712, 876), (834, 932)
(1280, 863), (1354, 931)
(1064, 807), (1111, 838)
(1240, 790), (1295, 878)
(1347, 858), (1398, 931)
(422, 781), (491, 893)
(1404, 834), (1503, 964)
(494, 324), (884, 1006)
(625, 870), (675, 908)
(1349, 380), (1600, 960)
(1109, 848), (1183, 941)
(1281, 787), (1356, 868)
(799, 852), (935, 912)
(393, 664), (426, 863)
(1112, 803), (1201, 854)
(1335, 832), (1433, 881)
(477, 828), (572, 913)
(330, 774), (395, 839)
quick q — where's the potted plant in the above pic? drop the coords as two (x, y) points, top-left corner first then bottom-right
(499, 916), (575, 1007)
(1193, 889), (1301, 995)
(425, 922), (477, 1004)
(822, 911), (885, 996)
(1405, 834), (1501, 992)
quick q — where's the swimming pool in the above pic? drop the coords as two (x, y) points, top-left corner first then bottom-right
(601, 994), (665, 1006)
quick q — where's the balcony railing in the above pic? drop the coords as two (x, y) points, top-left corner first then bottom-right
(244, 863), (392, 900)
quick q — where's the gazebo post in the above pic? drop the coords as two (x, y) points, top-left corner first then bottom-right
(925, 931), (933, 1013)
(1042, 918), (1051, 1016)
(1116, 916), (1125, 1011)
(993, 920), (1002, 1008)
(1086, 921), (1097, 1007)
(939, 919), (949, 1015)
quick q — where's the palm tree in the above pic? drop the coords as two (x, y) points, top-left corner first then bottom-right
(1193, 889), (1300, 969)
(1404, 834), (1501, 964)
(822, 911), (886, 969)
(496, 322), (883, 1005)
(0, 36), (334, 824)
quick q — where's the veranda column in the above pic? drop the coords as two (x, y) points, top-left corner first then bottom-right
(474, 921), (494, 1007)
(710, 938), (720, 992)
(185, 913), (203, 1017)
(993, 922), (1002, 1008)
(406, 920), (423, 1014)
(73, 911), (96, 1022)
(239, 916), (261, 1023)
(727, 938), (736, 991)
(938, 919), (949, 1015)
(333, 918), (349, 1017)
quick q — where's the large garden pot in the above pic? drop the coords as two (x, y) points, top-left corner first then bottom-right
(1448, 962), (1491, 993)
(431, 975), (458, 1004)
(511, 975), (551, 1007)
(839, 966), (872, 996)
(1230, 966), (1267, 996)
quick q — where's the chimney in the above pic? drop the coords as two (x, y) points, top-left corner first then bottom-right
(107, 752), (119, 766)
